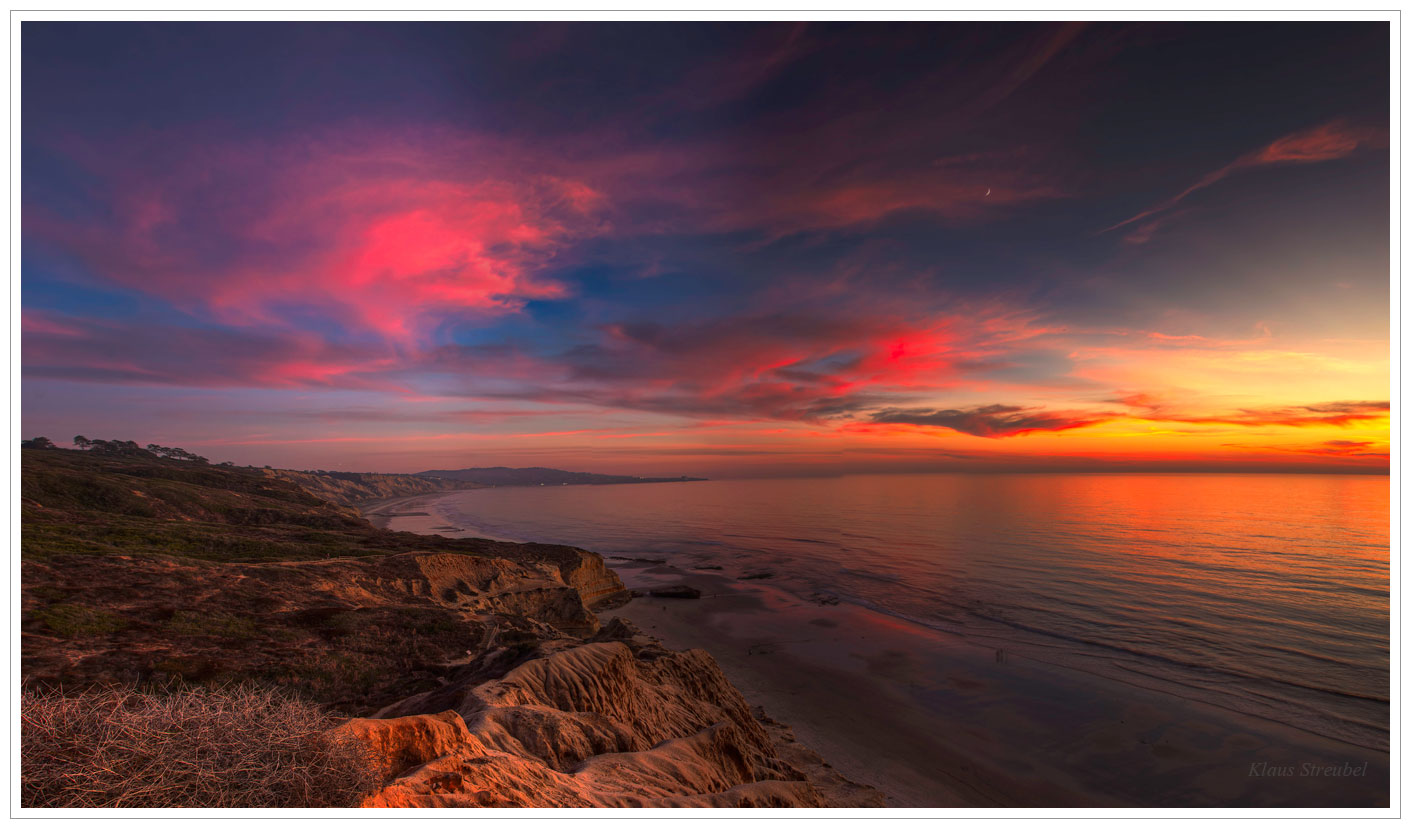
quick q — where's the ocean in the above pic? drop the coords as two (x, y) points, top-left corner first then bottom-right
(424, 472), (1389, 751)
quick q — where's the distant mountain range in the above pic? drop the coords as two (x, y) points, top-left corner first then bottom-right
(415, 466), (707, 487)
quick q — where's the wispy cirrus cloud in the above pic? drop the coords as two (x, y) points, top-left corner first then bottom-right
(22, 310), (400, 390)
(1102, 120), (1380, 241)
(1115, 395), (1389, 428)
(1222, 438), (1389, 459)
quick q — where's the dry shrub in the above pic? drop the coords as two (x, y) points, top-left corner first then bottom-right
(21, 684), (379, 808)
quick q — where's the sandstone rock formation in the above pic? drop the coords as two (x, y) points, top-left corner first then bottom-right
(24, 548), (880, 807)
(21, 448), (880, 808)
(337, 619), (883, 807)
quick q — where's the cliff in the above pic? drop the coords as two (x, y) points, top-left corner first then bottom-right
(263, 467), (476, 506)
(338, 625), (880, 806)
(19, 448), (880, 807)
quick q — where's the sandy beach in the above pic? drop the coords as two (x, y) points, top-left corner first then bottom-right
(362, 493), (446, 528)
(363, 492), (530, 542)
(367, 491), (1390, 808)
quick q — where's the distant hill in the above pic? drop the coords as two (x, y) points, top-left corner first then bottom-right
(265, 468), (477, 506)
(416, 466), (707, 487)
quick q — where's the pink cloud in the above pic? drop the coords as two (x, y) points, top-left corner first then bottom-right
(28, 131), (604, 343)
(22, 311), (400, 391)
(21, 311), (85, 338)
(29, 103), (1071, 348)
(450, 305), (1060, 423)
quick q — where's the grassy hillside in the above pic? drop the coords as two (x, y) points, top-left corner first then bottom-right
(20, 447), (623, 713)
(18, 449), (871, 809)
(263, 467), (477, 507)
(22, 448), (562, 566)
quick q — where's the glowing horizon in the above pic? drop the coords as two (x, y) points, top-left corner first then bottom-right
(21, 22), (1390, 476)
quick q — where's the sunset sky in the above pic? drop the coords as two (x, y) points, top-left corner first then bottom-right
(21, 22), (1390, 476)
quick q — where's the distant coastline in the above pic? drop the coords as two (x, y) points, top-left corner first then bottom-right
(416, 466), (707, 488)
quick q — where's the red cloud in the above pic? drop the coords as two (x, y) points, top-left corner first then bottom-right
(1252, 121), (1370, 164)
(538, 310), (1035, 422)
(27, 132), (602, 343)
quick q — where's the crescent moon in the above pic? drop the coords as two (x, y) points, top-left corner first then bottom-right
(985, 188), (992, 197)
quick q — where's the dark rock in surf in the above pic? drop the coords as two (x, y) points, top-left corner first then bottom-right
(649, 585), (702, 599)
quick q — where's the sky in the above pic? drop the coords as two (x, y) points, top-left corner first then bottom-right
(21, 22), (1391, 476)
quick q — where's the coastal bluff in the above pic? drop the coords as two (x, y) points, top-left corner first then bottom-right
(20, 447), (879, 808)
(337, 625), (880, 807)
(263, 467), (476, 507)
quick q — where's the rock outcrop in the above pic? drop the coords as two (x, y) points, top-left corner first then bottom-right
(21, 448), (879, 808)
(336, 619), (882, 807)
(23, 548), (879, 807)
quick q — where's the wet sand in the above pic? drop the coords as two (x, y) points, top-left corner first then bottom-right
(368, 492), (1390, 808)
(362, 493), (519, 542)
(362, 493), (443, 529)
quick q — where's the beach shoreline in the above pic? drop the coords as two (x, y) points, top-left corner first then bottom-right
(360, 493), (439, 525)
(374, 489), (1390, 808)
(362, 492), (524, 541)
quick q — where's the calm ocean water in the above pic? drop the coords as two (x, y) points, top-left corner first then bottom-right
(429, 473), (1389, 750)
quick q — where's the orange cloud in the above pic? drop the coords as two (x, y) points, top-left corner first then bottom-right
(1221, 439), (1389, 459)
(1121, 397), (1389, 428)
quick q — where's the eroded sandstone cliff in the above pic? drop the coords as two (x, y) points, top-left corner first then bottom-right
(339, 620), (882, 807)
(21, 448), (881, 808)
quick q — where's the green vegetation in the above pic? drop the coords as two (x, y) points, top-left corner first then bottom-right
(62, 435), (210, 463)
(166, 610), (260, 639)
(21, 447), (570, 565)
(20, 446), (580, 715)
(33, 604), (128, 637)
(23, 447), (387, 562)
